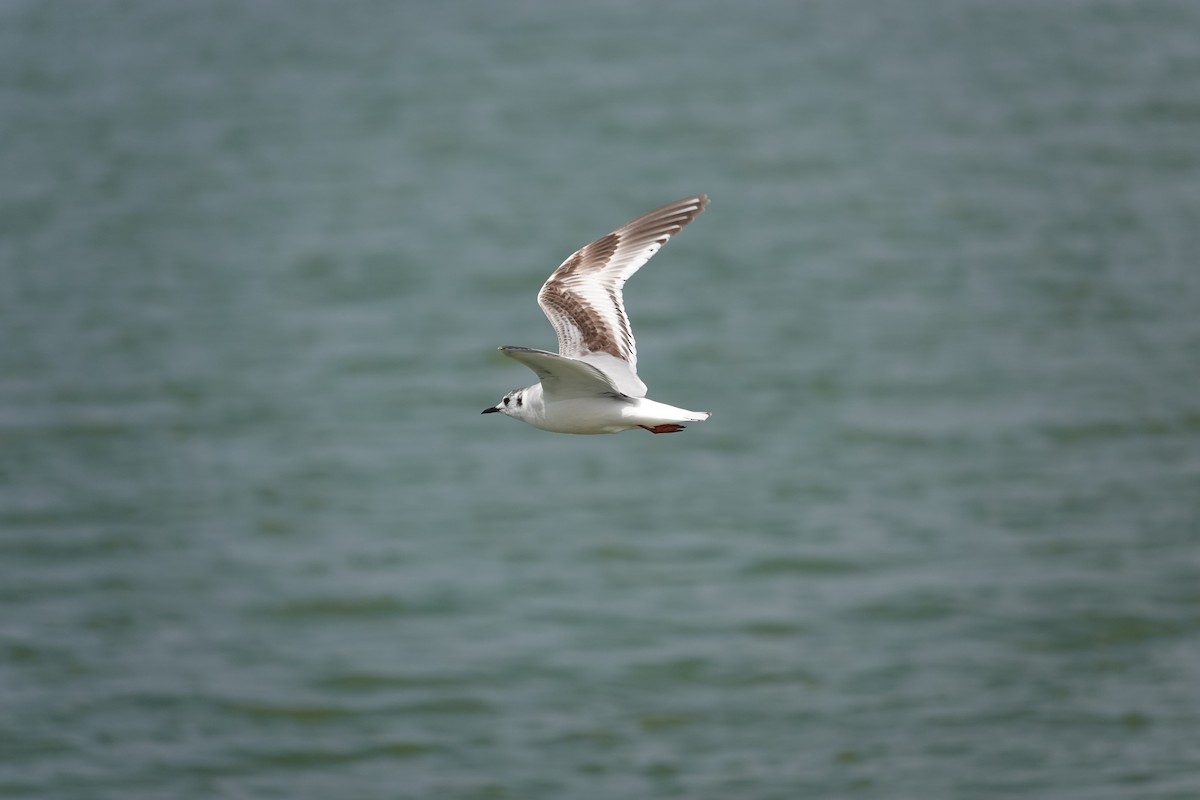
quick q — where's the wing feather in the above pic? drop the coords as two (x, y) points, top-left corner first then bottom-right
(535, 195), (708, 396)
(498, 346), (623, 400)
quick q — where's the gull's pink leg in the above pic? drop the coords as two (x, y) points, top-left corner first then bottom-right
(638, 424), (686, 434)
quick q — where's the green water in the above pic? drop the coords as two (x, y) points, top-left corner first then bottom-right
(3, 2), (1199, 798)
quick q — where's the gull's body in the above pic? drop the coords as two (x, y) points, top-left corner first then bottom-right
(483, 195), (712, 435)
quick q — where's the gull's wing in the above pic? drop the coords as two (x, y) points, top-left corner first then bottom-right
(498, 346), (623, 400)
(536, 195), (708, 398)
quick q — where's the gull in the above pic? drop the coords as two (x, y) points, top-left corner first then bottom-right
(483, 195), (712, 435)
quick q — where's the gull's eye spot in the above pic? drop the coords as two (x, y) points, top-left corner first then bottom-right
(516, 395), (523, 407)
(503, 397), (510, 406)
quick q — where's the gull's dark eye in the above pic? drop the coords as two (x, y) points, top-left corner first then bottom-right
(503, 397), (510, 406)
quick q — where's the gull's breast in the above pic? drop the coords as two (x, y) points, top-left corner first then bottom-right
(535, 396), (634, 435)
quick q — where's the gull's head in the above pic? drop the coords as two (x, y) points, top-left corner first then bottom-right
(481, 388), (529, 421)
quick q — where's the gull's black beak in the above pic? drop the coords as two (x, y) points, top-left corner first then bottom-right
(481, 406), (501, 414)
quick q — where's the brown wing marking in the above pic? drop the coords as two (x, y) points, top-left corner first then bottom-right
(540, 230), (635, 359)
(538, 281), (628, 359)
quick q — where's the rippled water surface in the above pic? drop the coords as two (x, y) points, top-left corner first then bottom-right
(3, 2), (1199, 798)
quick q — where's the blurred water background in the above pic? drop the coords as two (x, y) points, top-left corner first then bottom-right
(2, 1), (1199, 798)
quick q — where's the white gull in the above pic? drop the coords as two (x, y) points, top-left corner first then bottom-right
(483, 195), (712, 435)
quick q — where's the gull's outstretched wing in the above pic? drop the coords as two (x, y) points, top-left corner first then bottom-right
(536, 195), (708, 398)
(498, 346), (623, 401)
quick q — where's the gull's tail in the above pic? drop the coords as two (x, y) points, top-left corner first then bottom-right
(629, 399), (712, 427)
